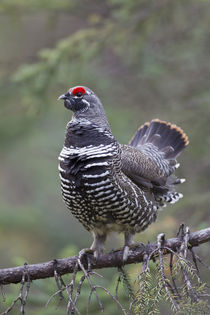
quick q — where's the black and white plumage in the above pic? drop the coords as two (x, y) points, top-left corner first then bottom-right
(58, 86), (189, 258)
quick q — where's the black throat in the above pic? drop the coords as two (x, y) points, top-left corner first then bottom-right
(64, 120), (115, 148)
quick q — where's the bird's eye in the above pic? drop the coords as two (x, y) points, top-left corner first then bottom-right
(71, 86), (86, 97)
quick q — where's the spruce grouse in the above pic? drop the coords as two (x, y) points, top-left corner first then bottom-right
(58, 86), (189, 259)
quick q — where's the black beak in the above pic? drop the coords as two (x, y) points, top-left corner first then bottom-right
(58, 93), (75, 110)
(58, 94), (67, 100)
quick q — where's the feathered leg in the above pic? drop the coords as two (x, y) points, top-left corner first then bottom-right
(91, 232), (107, 259)
(123, 231), (135, 262)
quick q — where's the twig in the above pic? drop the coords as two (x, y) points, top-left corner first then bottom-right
(179, 226), (190, 258)
(157, 233), (179, 312)
(178, 227), (200, 303)
(45, 279), (81, 315)
(53, 259), (64, 302)
(73, 274), (86, 309)
(169, 253), (181, 299)
(77, 256), (104, 315)
(1, 294), (22, 315)
(67, 260), (79, 315)
(118, 266), (134, 300)
(20, 264), (31, 315)
(115, 272), (121, 300)
(0, 285), (6, 302)
(128, 297), (137, 315)
(45, 287), (66, 308)
(189, 247), (201, 280)
(194, 252), (210, 270)
(1, 264), (31, 315)
(92, 285), (127, 315)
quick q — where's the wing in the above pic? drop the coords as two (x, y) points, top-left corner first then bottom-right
(121, 144), (169, 191)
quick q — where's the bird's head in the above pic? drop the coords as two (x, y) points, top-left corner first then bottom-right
(58, 86), (111, 131)
(58, 86), (95, 113)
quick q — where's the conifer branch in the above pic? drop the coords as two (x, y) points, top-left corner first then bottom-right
(0, 227), (209, 286)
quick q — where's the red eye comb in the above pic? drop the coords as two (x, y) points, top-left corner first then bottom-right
(71, 86), (86, 95)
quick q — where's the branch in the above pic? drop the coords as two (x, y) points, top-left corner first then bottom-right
(1, 227), (210, 285)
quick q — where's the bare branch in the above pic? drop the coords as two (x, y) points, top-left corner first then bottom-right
(1, 264), (31, 315)
(0, 228), (209, 286)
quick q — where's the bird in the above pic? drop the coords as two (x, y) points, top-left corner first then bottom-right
(58, 85), (189, 260)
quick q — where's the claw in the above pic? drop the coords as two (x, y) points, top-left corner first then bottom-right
(123, 240), (145, 263)
(78, 248), (94, 259)
(78, 248), (95, 271)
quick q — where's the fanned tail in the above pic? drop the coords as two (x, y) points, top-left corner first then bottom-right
(129, 119), (189, 159)
(129, 119), (189, 207)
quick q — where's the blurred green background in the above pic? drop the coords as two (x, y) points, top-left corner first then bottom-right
(0, 0), (210, 314)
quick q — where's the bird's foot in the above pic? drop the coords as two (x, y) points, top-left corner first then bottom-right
(112, 242), (145, 263)
(122, 242), (145, 262)
(90, 232), (106, 260)
(78, 248), (94, 259)
(78, 248), (95, 270)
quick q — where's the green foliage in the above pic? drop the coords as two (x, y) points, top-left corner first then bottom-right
(134, 263), (163, 315)
(0, 0), (74, 12)
(134, 257), (209, 315)
(13, 27), (108, 91)
(119, 267), (135, 301)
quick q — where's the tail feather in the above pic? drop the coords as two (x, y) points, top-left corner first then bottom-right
(129, 119), (189, 159)
(155, 192), (183, 207)
(130, 123), (149, 146)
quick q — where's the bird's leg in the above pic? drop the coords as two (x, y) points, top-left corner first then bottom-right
(90, 232), (107, 259)
(78, 232), (106, 268)
(123, 232), (135, 262)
